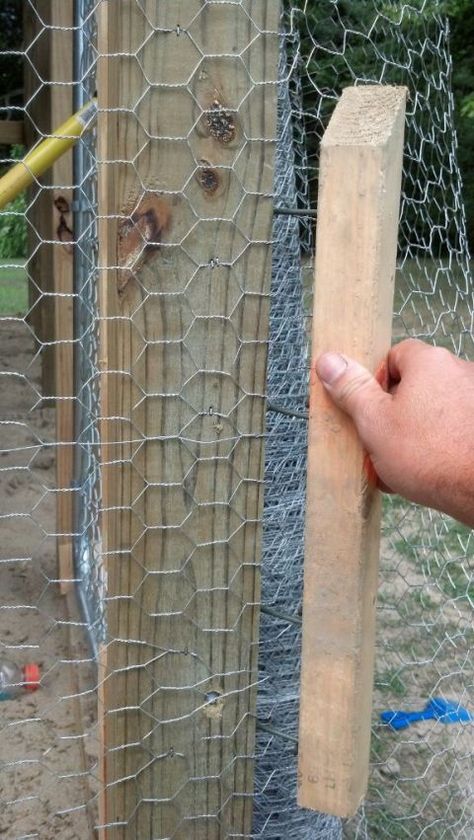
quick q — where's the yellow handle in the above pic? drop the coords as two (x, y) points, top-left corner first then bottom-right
(0, 98), (97, 211)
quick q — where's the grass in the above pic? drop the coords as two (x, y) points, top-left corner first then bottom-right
(388, 509), (474, 605)
(362, 809), (416, 840)
(374, 667), (407, 698)
(392, 258), (474, 356)
(0, 259), (28, 316)
(435, 555), (474, 604)
(354, 734), (434, 840)
(303, 256), (474, 355)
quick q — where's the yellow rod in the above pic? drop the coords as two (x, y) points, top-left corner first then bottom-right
(0, 98), (97, 211)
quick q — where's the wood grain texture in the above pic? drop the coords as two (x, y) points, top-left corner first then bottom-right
(49, 5), (75, 592)
(97, 2), (280, 837)
(23, 2), (55, 398)
(24, 3), (74, 585)
(298, 85), (407, 818)
(0, 121), (25, 145)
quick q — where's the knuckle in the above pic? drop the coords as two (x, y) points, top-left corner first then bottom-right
(430, 345), (452, 362)
(394, 338), (419, 353)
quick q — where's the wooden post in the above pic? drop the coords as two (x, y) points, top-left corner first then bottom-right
(23, 2), (55, 398)
(97, 2), (279, 837)
(24, 3), (75, 587)
(0, 121), (25, 145)
(50, 6), (75, 591)
(298, 86), (407, 818)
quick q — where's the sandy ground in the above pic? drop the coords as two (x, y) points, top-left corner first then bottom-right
(344, 509), (474, 838)
(0, 321), (97, 839)
(0, 317), (472, 839)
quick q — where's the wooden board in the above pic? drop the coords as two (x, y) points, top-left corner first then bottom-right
(49, 6), (75, 592)
(0, 121), (25, 145)
(97, 2), (280, 836)
(298, 85), (407, 818)
(23, 2), (55, 399)
(23, 3), (74, 583)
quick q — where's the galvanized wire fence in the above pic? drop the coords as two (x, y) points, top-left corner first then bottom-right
(286, 4), (473, 839)
(0, 0), (472, 838)
(73, 0), (104, 658)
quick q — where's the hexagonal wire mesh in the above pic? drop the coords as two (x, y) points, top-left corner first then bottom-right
(0, 0), (472, 838)
(73, 0), (104, 659)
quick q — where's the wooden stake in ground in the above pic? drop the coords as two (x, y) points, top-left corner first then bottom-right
(298, 85), (407, 818)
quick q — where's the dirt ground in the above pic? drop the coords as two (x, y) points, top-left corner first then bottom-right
(0, 321), (97, 839)
(0, 315), (472, 839)
(344, 483), (474, 838)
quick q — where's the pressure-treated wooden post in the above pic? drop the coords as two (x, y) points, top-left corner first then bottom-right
(50, 5), (75, 591)
(24, 3), (75, 588)
(298, 86), (407, 818)
(97, 2), (279, 836)
(24, 2), (55, 398)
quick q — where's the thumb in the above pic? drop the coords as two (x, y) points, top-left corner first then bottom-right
(315, 352), (389, 436)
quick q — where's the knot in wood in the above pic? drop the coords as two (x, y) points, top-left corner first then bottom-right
(117, 196), (171, 291)
(206, 100), (235, 144)
(54, 195), (70, 214)
(57, 215), (74, 245)
(204, 689), (224, 720)
(198, 166), (219, 194)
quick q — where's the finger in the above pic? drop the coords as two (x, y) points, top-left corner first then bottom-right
(316, 352), (391, 435)
(388, 338), (432, 382)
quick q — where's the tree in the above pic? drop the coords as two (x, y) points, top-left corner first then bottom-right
(0, 1), (22, 100)
(448, 0), (474, 246)
(0, 1), (25, 258)
(290, 0), (474, 250)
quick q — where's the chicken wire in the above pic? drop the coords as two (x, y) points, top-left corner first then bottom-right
(73, 0), (104, 658)
(284, 5), (474, 839)
(0, 1), (472, 838)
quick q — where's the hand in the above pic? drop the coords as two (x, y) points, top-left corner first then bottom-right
(316, 339), (474, 526)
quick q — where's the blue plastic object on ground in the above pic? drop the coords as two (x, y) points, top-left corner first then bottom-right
(381, 698), (473, 731)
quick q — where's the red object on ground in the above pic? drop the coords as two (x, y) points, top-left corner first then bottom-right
(23, 663), (40, 691)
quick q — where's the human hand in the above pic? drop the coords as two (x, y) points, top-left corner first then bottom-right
(316, 339), (474, 526)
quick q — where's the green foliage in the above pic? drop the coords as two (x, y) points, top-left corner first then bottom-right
(460, 94), (474, 119)
(448, 1), (474, 246)
(0, 144), (27, 259)
(292, 0), (474, 251)
(375, 667), (407, 697)
(0, 260), (27, 316)
(442, 0), (472, 14)
(0, 1), (22, 99)
(293, 0), (465, 254)
(0, 191), (27, 259)
(364, 808), (419, 839)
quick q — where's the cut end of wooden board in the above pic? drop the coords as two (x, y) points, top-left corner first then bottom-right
(297, 649), (371, 816)
(322, 85), (408, 147)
